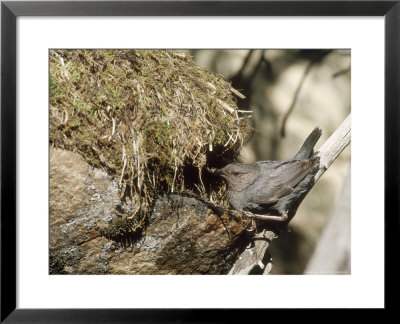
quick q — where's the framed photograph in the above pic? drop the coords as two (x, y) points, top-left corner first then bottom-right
(1, 0), (397, 321)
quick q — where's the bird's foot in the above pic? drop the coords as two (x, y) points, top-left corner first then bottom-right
(246, 219), (257, 232)
(242, 210), (288, 223)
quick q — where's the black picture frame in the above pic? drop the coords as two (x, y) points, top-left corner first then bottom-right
(1, 0), (398, 321)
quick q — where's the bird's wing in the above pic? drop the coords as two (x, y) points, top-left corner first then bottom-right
(250, 159), (317, 205)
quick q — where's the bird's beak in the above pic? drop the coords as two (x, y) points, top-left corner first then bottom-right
(206, 167), (221, 175)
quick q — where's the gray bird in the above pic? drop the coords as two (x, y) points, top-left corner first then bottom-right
(209, 128), (321, 223)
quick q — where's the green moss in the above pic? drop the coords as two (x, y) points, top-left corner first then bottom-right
(101, 213), (147, 247)
(70, 70), (81, 84)
(49, 49), (252, 243)
(49, 77), (64, 98)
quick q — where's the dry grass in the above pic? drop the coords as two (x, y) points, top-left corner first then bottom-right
(50, 49), (251, 240)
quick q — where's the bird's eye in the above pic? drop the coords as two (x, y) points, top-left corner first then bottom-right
(233, 171), (240, 176)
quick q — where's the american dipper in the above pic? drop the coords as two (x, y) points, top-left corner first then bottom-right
(209, 128), (321, 223)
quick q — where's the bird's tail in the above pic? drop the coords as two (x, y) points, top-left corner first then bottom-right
(293, 127), (322, 161)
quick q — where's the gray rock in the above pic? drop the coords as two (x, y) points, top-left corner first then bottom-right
(50, 148), (250, 274)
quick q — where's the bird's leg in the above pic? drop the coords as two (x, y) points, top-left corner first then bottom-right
(242, 210), (288, 222)
(246, 219), (257, 232)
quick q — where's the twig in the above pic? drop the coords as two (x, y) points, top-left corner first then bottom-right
(280, 61), (314, 137)
(229, 114), (351, 275)
(230, 87), (246, 99)
(236, 50), (255, 79)
(171, 160), (178, 193)
(119, 145), (127, 187)
(314, 114), (351, 181)
(217, 99), (236, 114)
(333, 67), (351, 78)
(52, 51), (70, 81)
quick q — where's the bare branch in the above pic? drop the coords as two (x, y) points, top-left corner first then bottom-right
(333, 67), (351, 78)
(280, 61), (314, 137)
(315, 114), (351, 181)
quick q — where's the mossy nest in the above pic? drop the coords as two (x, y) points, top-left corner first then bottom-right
(50, 49), (252, 241)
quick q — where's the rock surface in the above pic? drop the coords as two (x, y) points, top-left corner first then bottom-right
(50, 148), (250, 274)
